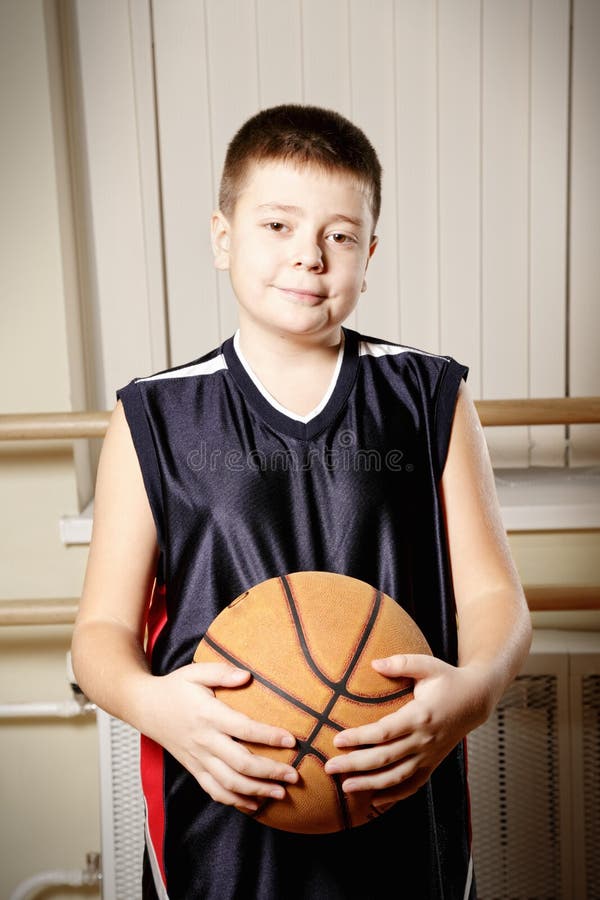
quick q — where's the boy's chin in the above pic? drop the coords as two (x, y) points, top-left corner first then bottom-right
(242, 309), (336, 339)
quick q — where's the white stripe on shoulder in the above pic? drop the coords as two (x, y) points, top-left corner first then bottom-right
(136, 353), (227, 383)
(359, 340), (447, 360)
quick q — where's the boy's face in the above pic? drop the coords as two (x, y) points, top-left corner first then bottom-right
(212, 160), (377, 342)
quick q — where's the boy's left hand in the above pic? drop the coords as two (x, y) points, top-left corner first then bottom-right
(324, 653), (491, 809)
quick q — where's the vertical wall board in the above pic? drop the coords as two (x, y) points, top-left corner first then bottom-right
(481, 0), (531, 466)
(394, 0), (439, 354)
(349, 0), (399, 342)
(73, 0), (161, 404)
(152, 0), (220, 363)
(256, 0), (303, 108)
(301, 0), (351, 115)
(300, 0), (354, 325)
(204, 0), (261, 339)
(438, 0), (482, 393)
(569, 0), (600, 465)
(529, 0), (570, 466)
(129, 0), (169, 375)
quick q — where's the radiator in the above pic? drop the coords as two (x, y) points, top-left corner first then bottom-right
(469, 629), (600, 899)
(96, 629), (600, 900)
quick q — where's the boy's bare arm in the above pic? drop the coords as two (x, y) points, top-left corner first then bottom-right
(324, 380), (532, 806)
(71, 401), (298, 812)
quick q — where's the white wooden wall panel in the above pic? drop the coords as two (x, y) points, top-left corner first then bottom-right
(481, 0), (531, 466)
(529, 0), (570, 466)
(395, 0), (440, 354)
(151, 0), (220, 363)
(256, 0), (303, 109)
(74, 1), (597, 468)
(72, 0), (167, 404)
(349, 0), (399, 341)
(302, 0), (352, 115)
(570, 0), (600, 464)
(204, 0), (261, 341)
(301, 0), (355, 327)
(438, 0), (482, 393)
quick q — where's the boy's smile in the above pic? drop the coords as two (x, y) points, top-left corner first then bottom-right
(211, 160), (377, 344)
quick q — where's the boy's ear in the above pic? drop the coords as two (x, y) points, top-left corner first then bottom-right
(211, 210), (231, 270)
(361, 235), (378, 293)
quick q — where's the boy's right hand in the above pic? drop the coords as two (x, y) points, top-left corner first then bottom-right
(141, 661), (299, 812)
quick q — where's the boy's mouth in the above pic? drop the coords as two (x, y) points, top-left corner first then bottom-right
(275, 286), (327, 304)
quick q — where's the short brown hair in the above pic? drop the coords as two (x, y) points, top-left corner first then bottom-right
(218, 104), (382, 230)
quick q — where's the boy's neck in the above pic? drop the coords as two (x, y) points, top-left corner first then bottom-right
(236, 318), (343, 372)
(235, 318), (345, 417)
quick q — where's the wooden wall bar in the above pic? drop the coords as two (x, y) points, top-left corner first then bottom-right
(1, 397), (600, 441)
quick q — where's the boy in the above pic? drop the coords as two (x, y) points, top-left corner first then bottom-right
(71, 105), (532, 899)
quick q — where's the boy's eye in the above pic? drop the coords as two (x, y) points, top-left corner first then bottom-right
(266, 222), (287, 233)
(328, 232), (355, 245)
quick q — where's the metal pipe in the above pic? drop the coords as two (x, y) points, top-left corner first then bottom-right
(0, 699), (95, 719)
(8, 852), (101, 900)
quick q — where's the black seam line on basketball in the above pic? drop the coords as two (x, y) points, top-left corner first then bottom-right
(202, 633), (324, 720)
(333, 774), (353, 830)
(280, 578), (410, 704)
(202, 634), (406, 739)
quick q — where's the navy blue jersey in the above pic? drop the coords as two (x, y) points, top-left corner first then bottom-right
(116, 327), (475, 900)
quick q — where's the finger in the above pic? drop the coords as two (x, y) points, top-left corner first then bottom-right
(371, 770), (431, 804)
(333, 707), (414, 749)
(215, 735), (299, 785)
(370, 780), (427, 813)
(342, 756), (421, 794)
(372, 653), (443, 680)
(325, 738), (408, 776)
(197, 770), (259, 813)
(216, 700), (297, 750)
(189, 661), (252, 687)
(207, 756), (292, 802)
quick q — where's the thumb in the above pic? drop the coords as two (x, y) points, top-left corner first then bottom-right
(372, 653), (441, 680)
(187, 661), (251, 687)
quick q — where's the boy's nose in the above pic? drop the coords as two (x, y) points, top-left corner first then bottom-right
(292, 249), (324, 272)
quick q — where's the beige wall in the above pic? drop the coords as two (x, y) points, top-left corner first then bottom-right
(0, 2), (99, 898)
(0, 3), (598, 900)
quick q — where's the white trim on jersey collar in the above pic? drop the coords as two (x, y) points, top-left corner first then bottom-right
(136, 354), (227, 382)
(232, 329), (345, 424)
(358, 339), (443, 359)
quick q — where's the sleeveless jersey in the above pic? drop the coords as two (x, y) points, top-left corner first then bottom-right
(116, 327), (475, 900)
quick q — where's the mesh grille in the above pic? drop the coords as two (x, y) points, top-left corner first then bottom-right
(583, 674), (600, 897)
(468, 675), (561, 899)
(102, 716), (145, 900)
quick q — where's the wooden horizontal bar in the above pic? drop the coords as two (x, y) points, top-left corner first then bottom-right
(0, 411), (111, 441)
(524, 584), (600, 612)
(0, 599), (79, 626)
(0, 586), (598, 627)
(0, 398), (599, 441)
(475, 396), (600, 427)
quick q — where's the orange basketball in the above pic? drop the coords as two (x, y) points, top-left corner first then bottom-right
(193, 570), (432, 834)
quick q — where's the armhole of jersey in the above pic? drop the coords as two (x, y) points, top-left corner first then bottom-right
(433, 359), (469, 480)
(115, 380), (166, 559)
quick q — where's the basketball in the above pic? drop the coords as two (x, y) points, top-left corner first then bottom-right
(193, 570), (432, 834)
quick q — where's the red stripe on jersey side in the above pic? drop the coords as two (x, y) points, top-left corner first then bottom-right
(141, 581), (168, 890)
(146, 579), (168, 658)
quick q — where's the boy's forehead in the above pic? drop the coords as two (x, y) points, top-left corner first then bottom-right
(238, 158), (371, 219)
